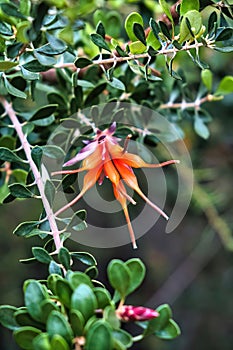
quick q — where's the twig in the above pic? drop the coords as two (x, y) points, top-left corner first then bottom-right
(0, 97), (63, 252)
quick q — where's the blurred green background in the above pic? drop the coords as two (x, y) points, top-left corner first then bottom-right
(1, 0), (233, 349)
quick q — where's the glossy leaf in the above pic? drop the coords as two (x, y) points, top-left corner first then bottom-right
(85, 321), (113, 350)
(75, 57), (93, 68)
(94, 288), (112, 309)
(125, 12), (144, 42)
(71, 252), (97, 266)
(90, 33), (111, 52)
(107, 259), (130, 298)
(0, 21), (14, 36)
(143, 304), (172, 337)
(133, 23), (146, 45)
(0, 3), (27, 19)
(180, 0), (199, 15)
(70, 310), (85, 336)
(215, 27), (233, 42)
(58, 247), (71, 270)
(42, 145), (65, 159)
(50, 335), (69, 350)
(56, 280), (72, 308)
(113, 329), (133, 348)
(125, 258), (146, 295)
(71, 283), (97, 321)
(201, 69), (213, 91)
(32, 247), (52, 264)
(31, 146), (43, 170)
(30, 105), (57, 121)
(49, 261), (62, 276)
(9, 184), (34, 199)
(108, 77), (125, 91)
(0, 305), (19, 330)
(44, 180), (56, 206)
(215, 76), (233, 95)
(13, 221), (39, 237)
(33, 333), (52, 350)
(68, 271), (93, 290)
(3, 77), (27, 99)
(14, 326), (42, 350)
(155, 319), (181, 339)
(179, 10), (202, 42)
(47, 311), (73, 344)
(103, 306), (120, 329)
(24, 280), (48, 322)
(159, 0), (174, 25)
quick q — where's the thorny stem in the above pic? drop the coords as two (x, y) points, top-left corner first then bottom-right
(159, 94), (215, 111)
(54, 42), (206, 70)
(0, 97), (63, 252)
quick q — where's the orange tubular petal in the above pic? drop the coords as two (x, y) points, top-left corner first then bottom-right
(55, 165), (103, 217)
(103, 152), (120, 186)
(114, 160), (169, 220)
(113, 184), (137, 249)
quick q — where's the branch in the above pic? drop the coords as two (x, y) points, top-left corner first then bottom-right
(54, 42), (205, 70)
(0, 97), (63, 252)
(159, 94), (215, 111)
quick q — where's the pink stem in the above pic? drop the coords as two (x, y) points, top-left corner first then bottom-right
(0, 97), (63, 252)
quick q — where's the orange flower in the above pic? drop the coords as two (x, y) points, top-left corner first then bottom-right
(53, 122), (179, 248)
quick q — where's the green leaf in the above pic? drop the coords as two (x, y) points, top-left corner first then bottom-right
(215, 27), (233, 42)
(179, 10), (202, 42)
(56, 280), (72, 308)
(103, 306), (120, 330)
(96, 21), (106, 38)
(68, 271), (93, 290)
(31, 146), (43, 170)
(149, 18), (162, 42)
(155, 319), (181, 339)
(44, 180), (56, 206)
(0, 21), (14, 36)
(32, 247), (52, 264)
(33, 333), (52, 350)
(71, 252), (97, 266)
(47, 311), (73, 344)
(194, 115), (210, 139)
(133, 23), (146, 45)
(159, 0), (174, 25)
(84, 82), (107, 107)
(58, 247), (71, 270)
(201, 69), (213, 91)
(0, 61), (18, 72)
(108, 77), (125, 91)
(208, 11), (217, 34)
(90, 33), (111, 52)
(0, 183), (10, 204)
(20, 0), (31, 17)
(14, 327), (42, 350)
(129, 41), (147, 54)
(142, 304), (171, 337)
(36, 43), (66, 56)
(180, 0), (199, 15)
(125, 12), (144, 42)
(40, 300), (59, 323)
(113, 329), (133, 348)
(70, 310), (85, 336)
(159, 21), (171, 40)
(50, 335), (69, 350)
(42, 145), (65, 159)
(107, 259), (130, 298)
(0, 147), (23, 163)
(215, 76), (233, 95)
(22, 60), (51, 72)
(0, 305), (19, 330)
(30, 105), (57, 121)
(14, 309), (42, 329)
(24, 280), (48, 322)
(85, 321), (113, 350)
(0, 3), (27, 19)
(33, 115), (55, 126)
(34, 51), (56, 66)
(94, 288), (112, 309)
(3, 76), (27, 99)
(75, 57), (93, 68)
(47, 274), (63, 294)
(49, 261), (62, 276)
(125, 258), (146, 295)
(13, 221), (39, 237)
(71, 284), (97, 321)
(9, 183), (33, 198)
(21, 67), (42, 81)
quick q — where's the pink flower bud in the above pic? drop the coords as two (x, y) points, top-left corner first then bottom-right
(118, 305), (159, 322)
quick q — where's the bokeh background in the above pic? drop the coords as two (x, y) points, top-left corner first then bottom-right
(1, 1), (233, 349)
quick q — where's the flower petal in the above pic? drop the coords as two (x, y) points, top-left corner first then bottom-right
(63, 141), (98, 167)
